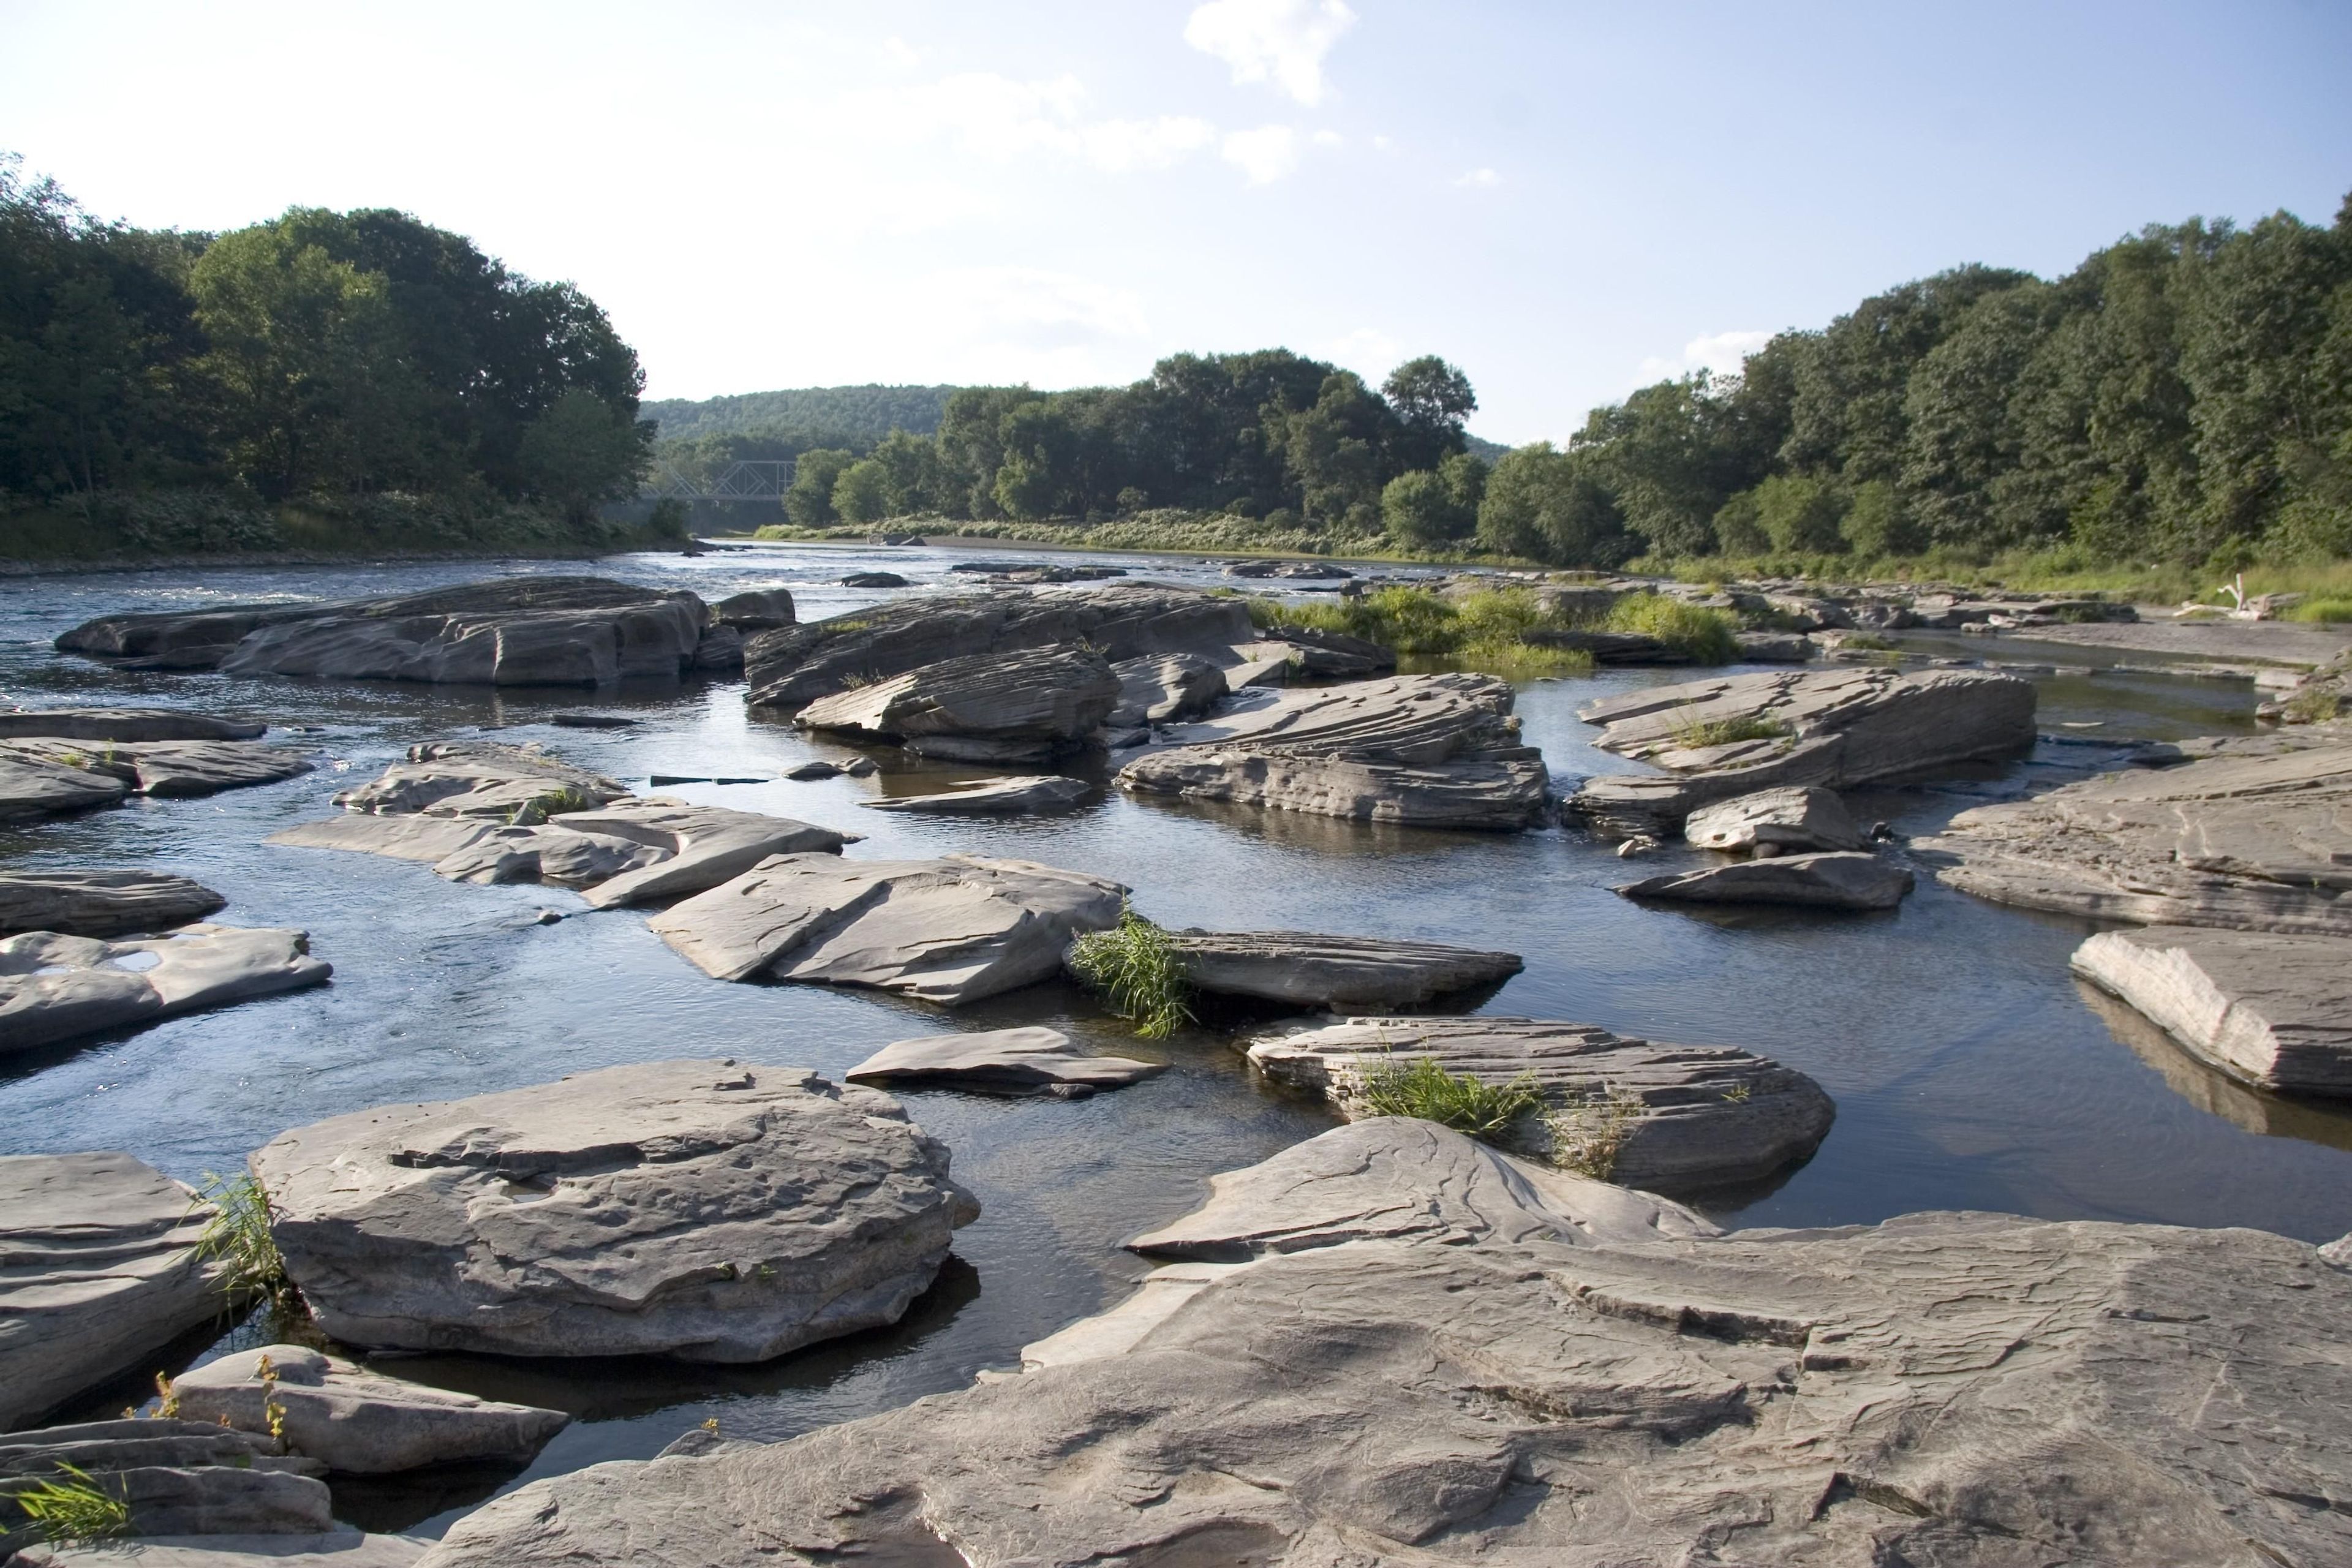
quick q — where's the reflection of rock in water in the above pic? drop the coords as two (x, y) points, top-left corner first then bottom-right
(1136, 791), (1498, 856)
(2076, 979), (2352, 1153)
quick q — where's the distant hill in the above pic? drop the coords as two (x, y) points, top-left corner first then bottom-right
(643, 385), (957, 444)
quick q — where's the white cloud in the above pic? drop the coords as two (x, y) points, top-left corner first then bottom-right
(1221, 124), (1299, 184)
(1638, 329), (1773, 382)
(1312, 128), (1343, 147)
(1322, 326), (1401, 377)
(1185, 0), (1357, 107)
(1455, 167), (1501, 188)
(880, 36), (919, 71)
(924, 267), (1152, 347)
(851, 72), (1212, 173)
(1082, 116), (1219, 172)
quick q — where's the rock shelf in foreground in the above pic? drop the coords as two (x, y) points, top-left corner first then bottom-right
(251, 1060), (979, 1362)
(417, 1118), (2351, 1568)
(1, 925), (331, 1057)
(2071, 925), (2352, 1097)
(174, 1346), (570, 1474)
(0, 870), (226, 937)
(0, 1420), (331, 1557)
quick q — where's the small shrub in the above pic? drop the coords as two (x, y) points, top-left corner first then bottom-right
(508, 785), (595, 826)
(1068, 908), (1193, 1039)
(1600, 593), (1738, 663)
(1452, 637), (1595, 677)
(1669, 710), (1791, 750)
(1352, 1055), (1544, 1144)
(2283, 687), (2343, 723)
(1544, 1086), (1646, 1181)
(13, 1463), (130, 1545)
(1836, 631), (1898, 650)
(191, 1172), (288, 1302)
(2288, 598), (2352, 624)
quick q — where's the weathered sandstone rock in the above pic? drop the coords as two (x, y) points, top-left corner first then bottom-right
(0, 709), (265, 743)
(0, 1153), (236, 1430)
(2071, 926), (2352, 1097)
(251, 1060), (978, 1361)
(1245, 1015), (1834, 1192)
(0, 738), (313, 811)
(649, 854), (1125, 1006)
(0, 753), (128, 822)
(859, 775), (1089, 815)
(1160, 930), (1523, 1009)
(843, 1026), (1164, 1095)
(1683, 784), (1867, 852)
(10, 1531), (431, 1567)
(0, 871), (226, 937)
(0, 1420), (331, 1555)
(1253, 624), (1396, 675)
(1733, 630), (1817, 662)
(1619, 850), (1914, 910)
(794, 646), (1120, 763)
(173, 1346), (569, 1474)
(1914, 743), (2352, 933)
(326, 742), (628, 819)
(1, 926), (331, 1057)
(1106, 651), (1228, 726)
(1118, 671), (1551, 831)
(743, 584), (1254, 710)
(839, 571), (908, 588)
(709, 588), (796, 631)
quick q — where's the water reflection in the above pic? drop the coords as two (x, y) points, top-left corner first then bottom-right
(2075, 981), (2352, 1153)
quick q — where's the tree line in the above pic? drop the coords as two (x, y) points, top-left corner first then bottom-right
(0, 156), (652, 527)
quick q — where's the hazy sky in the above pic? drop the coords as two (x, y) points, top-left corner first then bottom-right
(5, 1), (2348, 442)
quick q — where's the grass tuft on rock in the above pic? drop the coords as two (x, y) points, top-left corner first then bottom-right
(1542, 1085), (1646, 1181)
(13, 1463), (130, 1545)
(192, 1171), (288, 1302)
(508, 785), (595, 826)
(1600, 592), (1740, 663)
(1669, 710), (1792, 750)
(1069, 908), (1194, 1039)
(1352, 1055), (1544, 1145)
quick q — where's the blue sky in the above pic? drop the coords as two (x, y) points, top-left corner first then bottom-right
(4, 1), (2348, 443)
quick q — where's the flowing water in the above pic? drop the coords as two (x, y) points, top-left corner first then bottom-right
(4, 542), (2349, 1533)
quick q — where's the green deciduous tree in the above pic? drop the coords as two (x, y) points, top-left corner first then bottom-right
(786, 447), (855, 527)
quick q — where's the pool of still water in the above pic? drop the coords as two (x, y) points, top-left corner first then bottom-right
(3, 541), (2348, 1531)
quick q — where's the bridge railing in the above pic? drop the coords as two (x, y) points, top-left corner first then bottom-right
(645, 458), (799, 503)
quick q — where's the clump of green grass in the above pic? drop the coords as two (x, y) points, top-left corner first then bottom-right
(1068, 908), (1194, 1039)
(508, 785), (595, 826)
(191, 1172), (288, 1302)
(1251, 585), (1596, 677)
(1352, 1055), (1544, 1144)
(1599, 592), (1740, 663)
(1669, 710), (1792, 750)
(2283, 687), (2343, 723)
(2288, 597), (2352, 624)
(1543, 1086), (1646, 1181)
(13, 1463), (131, 1545)
(1834, 630), (1898, 650)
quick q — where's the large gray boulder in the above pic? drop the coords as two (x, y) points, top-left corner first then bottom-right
(1244, 1015), (1834, 1192)
(0, 872), (225, 937)
(415, 1120), (2351, 1568)
(1, 926), (332, 1057)
(1117, 671), (1551, 831)
(709, 588), (796, 632)
(172, 1346), (568, 1474)
(0, 753), (128, 823)
(1915, 744), (2352, 934)
(843, 1026), (1164, 1096)
(858, 775), (1090, 815)
(744, 584), (1255, 710)
(1570, 666), (2036, 839)
(0, 1420), (331, 1556)
(1158, 930), (1523, 1009)
(794, 646), (1120, 763)
(251, 1060), (979, 1362)
(0, 738), (312, 810)
(56, 577), (715, 686)
(0, 1153), (237, 1430)
(1619, 850), (1914, 910)
(648, 854), (1125, 1006)
(0, 709), (265, 743)
(325, 742), (628, 819)
(1106, 651), (1228, 726)
(2071, 926), (2352, 1097)
(1683, 785), (1866, 853)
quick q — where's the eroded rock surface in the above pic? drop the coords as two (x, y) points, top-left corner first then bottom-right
(1683, 785), (1866, 853)
(11, 1532), (430, 1567)
(0, 709), (265, 743)
(648, 854), (1125, 1005)
(843, 1026), (1163, 1096)
(0, 1420), (331, 1555)
(1159, 930), (1523, 1009)
(0, 871), (225, 937)
(1, 925), (331, 1057)
(0, 737), (313, 818)
(1107, 651), (1228, 726)
(2072, 926), (2352, 1097)
(794, 646), (1120, 763)
(0, 752), (127, 822)
(1619, 851), (1914, 910)
(173, 1346), (569, 1474)
(251, 1060), (979, 1361)
(859, 775), (1089, 815)
(326, 742), (628, 819)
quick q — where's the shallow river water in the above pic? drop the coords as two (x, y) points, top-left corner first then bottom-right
(4, 541), (2349, 1534)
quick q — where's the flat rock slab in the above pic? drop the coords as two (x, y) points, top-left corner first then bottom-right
(0, 871), (226, 937)
(1107, 651), (1227, 726)
(1161, 930), (1523, 1009)
(795, 646), (1120, 763)
(0, 1153), (234, 1429)
(1, 925), (331, 1057)
(0, 709), (266, 742)
(0, 753), (129, 822)
(1, 738), (312, 804)
(1915, 744), (2352, 933)
(1117, 671), (1551, 831)
(1245, 1015), (1834, 1192)
(1619, 851), (1913, 910)
(710, 589), (796, 631)
(649, 853), (1125, 1006)
(251, 1059), (978, 1361)
(58, 577), (716, 687)
(2072, 926), (2352, 1097)
(0, 1419), (330, 1555)
(12, 1532), (429, 1567)
(328, 742), (628, 819)
(174, 1345), (569, 1474)
(859, 775), (1089, 815)
(1684, 785), (1866, 852)
(843, 1026), (1164, 1096)
(416, 1123), (2352, 1568)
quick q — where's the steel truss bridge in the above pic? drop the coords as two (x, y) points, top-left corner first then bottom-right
(644, 458), (798, 504)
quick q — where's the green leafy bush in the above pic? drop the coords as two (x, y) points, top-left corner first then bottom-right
(1068, 909), (1193, 1039)
(1602, 593), (1739, 663)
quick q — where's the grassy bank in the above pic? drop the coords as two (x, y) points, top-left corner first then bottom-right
(1248, 584), (1740, 676)
(752, 508), (1410, 563)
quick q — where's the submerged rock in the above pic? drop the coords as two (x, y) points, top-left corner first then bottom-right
(1683, 784), (1867, 853)
(1619, 850), (1914, 910)
(0, 1153), (238, 1429)
(0, 709), (265, 742)
(0, 925), (331, 1057)
(1106, 651), (1228, 726)
(794, 646), (1120, 763)
(2071, 926), (2352, 1097)
(1915, 742), (2352, 934)
(1117, 671), (1551, 831)
(859, 775), (1090, 815)
(843, 1026), (1164, 1095)
(0, 1420), (331, 1555)
(173, 1346), (569, 1474)
(648, 853), (1125, 1005)
(0, 870), (226, 937)
(1160, 930), (1523, 1009)
(252, 1060), (979, 1362)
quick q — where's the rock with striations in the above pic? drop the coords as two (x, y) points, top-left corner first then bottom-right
(1, 925), (332, 1057)
(649, 853), (1125, 1005)
(251, 1059), (979, 1362)
(1245, 1014), (1834, 1192)
(0, 737), (313, 813)
(1570, 666), (2036, 840)
(0, 1152), (239, 1430)
(709, 588), (796, 632)
(1915, 742), (2352, 935)
(2071, 926), (2352, 1098)
(0, 1420), (332, 1556)
(0, 709), (266, 743)
(0, 870), (226, 937)
(793, 646), (1120, 763)
(1106, 651), (1228, 727)
(859, 775), (1090, 815)
(325, 741), (628, 819)
(56, 578), (717, 687)
(1117, 671), (1552, 831)
(743, 584), (1255, 710)
(12, 1532), (431, 1566)
(172, 1345), (570, 1474)
(843, 1026), (1164, 1096)
(1683, 784), (1867, 853)
(0, 752), (129, 823)
(1733, 630), (1817, 662)
(1157, 930), (1523, 1009)
(1619, 850), (1914, 910)
(416, 1116), (2352, 1568)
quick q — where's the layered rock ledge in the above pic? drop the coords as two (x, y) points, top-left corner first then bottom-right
(2071, 926), (2352, 1098)
(794, 646), (1120, 763)
(0, 1420), (331, 1557)
(1, 925), (331, 1057)
(1160, 930), (1524, 1010)
(0, 737), (314, 822)
(1619, 850), (1914, 910)
(843, 1026), (1164, 1096)
(0, 871), (226, 938)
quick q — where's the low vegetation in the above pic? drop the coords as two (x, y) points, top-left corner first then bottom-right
(1599, 592), (1740, 663)
(191, 1171), (289, 1303)
(12, 1463), (130, 1545)
(2289, 597), (2352, 623)
(1352, 1055), (1545, 1144)
(1543, 1086), (1647, 1182)
(1670, 711), (1792, 750)
(509, 785), (597, 826)
(1068, 908), (1194, 1039)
